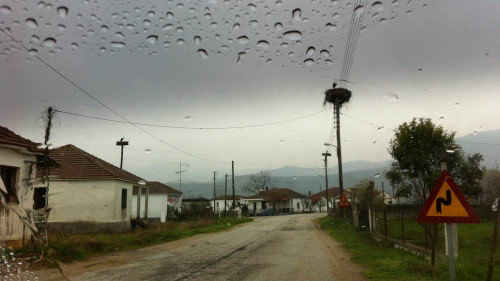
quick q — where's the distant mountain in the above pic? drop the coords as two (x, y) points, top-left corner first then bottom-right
(456, 129), (500, 168)
(264, 160), (390, 177)
(172, 130), (500, 199)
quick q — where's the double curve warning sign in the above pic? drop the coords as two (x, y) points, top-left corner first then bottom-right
(417, 170), (480, 224)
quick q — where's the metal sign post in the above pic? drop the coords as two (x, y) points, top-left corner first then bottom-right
(445, 223), (457, 281)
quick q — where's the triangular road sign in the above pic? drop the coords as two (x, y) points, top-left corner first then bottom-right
(417, 170), (480, 224)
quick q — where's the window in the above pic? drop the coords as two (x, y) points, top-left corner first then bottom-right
(33, 187), (47, 209)
(0, 165), (19, 204)
(121, 189), (127, 209)
(297, 202), (300, 209)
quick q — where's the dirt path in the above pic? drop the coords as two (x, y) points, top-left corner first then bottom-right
(37, 214), (365, 281)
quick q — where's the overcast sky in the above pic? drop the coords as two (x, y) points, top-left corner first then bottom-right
(0, 0), (499, 182)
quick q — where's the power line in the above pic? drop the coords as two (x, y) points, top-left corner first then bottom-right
(54, 108), (326, 130)
(0, 28), (212, 161)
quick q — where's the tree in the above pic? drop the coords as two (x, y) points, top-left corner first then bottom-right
(243, 171), (271, 194)
(388, 118), (484, 203)
(481, 169), (500, 206)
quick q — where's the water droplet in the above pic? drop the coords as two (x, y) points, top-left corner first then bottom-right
(377, 126), (384, 130)
(99, 46), (107, 53)
(324, 59), (333, 65)
(25, 18), (38, 28)
(320, 49), (330, 58)
(145, 148), (152, 153)
(371, 1), (384, 11)
(384, 92), (399, 103)
(43, 37), (56, 48)
(248, 3), (257, 11)
(57, 24), (66, 32)
(292, 8), (302, 21)
(354, 4), (365, 17)
(100, 25), (109, 32)
(176, 38), (185, 45)
(304, 58), (314, 66)
(57, 6), (68, 18)
(256, 40), (270, 49)
(306, 46), (315, 56)
(147, 10), (155, 17)
(0, 5), (12, 15)
(417, 67), (423, 71)
(283, 30), (302, 41)
(374, 173), (381, 178)
(70, 42), (79, 50)
(111, 41), (126, 48)
(166, 11), (174, 20)
(143, 19), (152, 26)
(204, 12), (212, 20)
(236, 51), (247, 63)
(249, 19), (258, 28)
(176, 26), (184, 33)
(31, 35), (40, 43)
(194, 35), (202, 45)
(197, 48), (208, 59)
(274, 22), (283, 31)
(237, 35), (249, 44)
(162, 23), (173, 30)
(146, 35), (158, 44)
(28, 48), (38, 56)
(210, 21), (218, 28)
(115, 32), (125, 39)
(325, 22), (337, 31)
(472, 130), (478, 136)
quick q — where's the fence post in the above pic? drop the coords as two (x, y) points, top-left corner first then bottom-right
(486, 199), (500, 281)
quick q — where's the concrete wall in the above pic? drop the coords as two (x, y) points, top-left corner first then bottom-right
(0, 146), (37, 242)
(45, 180), (133, 224)
(147, 193), (167, 222)
(131, 187), (149, 220)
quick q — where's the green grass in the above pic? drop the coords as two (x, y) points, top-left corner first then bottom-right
(319, 216), (500, 281)
(20, 217), (252, 264)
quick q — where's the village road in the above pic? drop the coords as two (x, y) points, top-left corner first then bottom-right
(42, 214), (365, 281)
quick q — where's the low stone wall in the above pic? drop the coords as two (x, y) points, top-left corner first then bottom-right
(49, 221), (131, 234)
(371, 232), (431, 260)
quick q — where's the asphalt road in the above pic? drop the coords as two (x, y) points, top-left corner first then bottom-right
(47, 214), (364, 281)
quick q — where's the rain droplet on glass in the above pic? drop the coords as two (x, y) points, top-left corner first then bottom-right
(304, 58), (314, 66)
(57, 6), (68, 18)
(42, 37), (56, 48)
(305, 46), (315, 56)
(25, 18), (38, 28)
(283, 30), (302, 41)
(197, 48), (208, 59)
(146, 35), (158, 44)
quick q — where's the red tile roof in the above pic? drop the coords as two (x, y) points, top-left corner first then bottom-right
(0, 125), (42, 153)
(311, 187), (350, 203)
(44, 144), (144, 184)
(148, 181), (182, 195)
(257, 188), (306, 201)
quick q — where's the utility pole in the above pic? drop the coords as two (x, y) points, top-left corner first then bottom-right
(232, 161), (235, 209)
(116, 137), (129, 169)
(224, 174), (228, 215)
(176, 161), (186, 193)
(322, 151), (332, 213)
(213, 171), (216, 215)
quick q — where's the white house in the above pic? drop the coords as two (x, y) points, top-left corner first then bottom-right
(144, 181), (182, 222)
(245, 188), (308, 215)
(311, 188), (351, 212)
(0, 126), (43, 247)
(209, 195), (245, 215)
(37, 144), (148, 233)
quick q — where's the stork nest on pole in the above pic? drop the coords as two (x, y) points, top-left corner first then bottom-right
(323, 84), (352, 106)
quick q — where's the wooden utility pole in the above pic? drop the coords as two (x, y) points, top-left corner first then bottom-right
(213, 171), (216, 215)
(116, 137), (129, 169)
(486, 198), (500, 281)
(322, 151), (332, 213)
(232, 161), (235, 209)
(224, 174), (228, 215)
